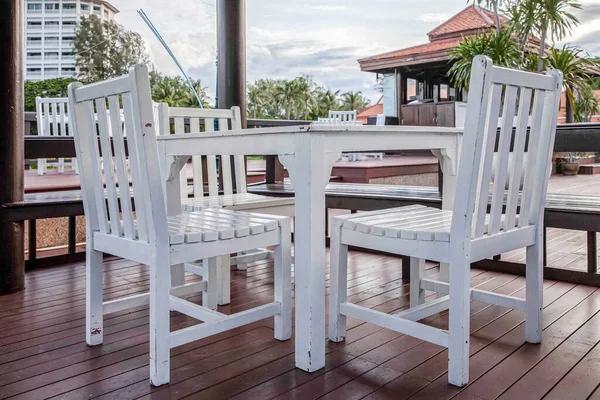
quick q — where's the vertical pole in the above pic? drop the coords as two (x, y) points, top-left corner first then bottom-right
(217, 0), (247, 192)
(0, 0), (25, 295)
(217, 0), (247, 127)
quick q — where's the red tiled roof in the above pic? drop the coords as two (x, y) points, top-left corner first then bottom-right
(427, 6), (504, 40)
(356, 103), (384, 123)
(359, 37), (462, 64)
(358, 6), (504, 71)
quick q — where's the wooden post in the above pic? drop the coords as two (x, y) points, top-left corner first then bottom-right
(217, 0), (247, 191)
(217, 0), (247, 127)
(0, 0), (25, 294)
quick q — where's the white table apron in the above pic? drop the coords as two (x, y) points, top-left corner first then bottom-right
(157, 124), (463, 372)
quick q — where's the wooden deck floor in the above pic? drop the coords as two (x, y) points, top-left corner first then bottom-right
(1, 252), (600, 399)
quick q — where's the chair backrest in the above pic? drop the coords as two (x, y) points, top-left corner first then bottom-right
(155, 104), (245, 199)
(452, 55), (562, 243)
(68, 64), (168, 246)
(328, 110), (357, 125)
(36, 97), (70, 137)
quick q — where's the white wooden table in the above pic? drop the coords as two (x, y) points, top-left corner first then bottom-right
(157, 124), (463, 373)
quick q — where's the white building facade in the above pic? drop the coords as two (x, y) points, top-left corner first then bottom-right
(24, 0), (119, 81)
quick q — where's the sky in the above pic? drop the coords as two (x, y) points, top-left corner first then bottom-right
(109, 0), (600, 104)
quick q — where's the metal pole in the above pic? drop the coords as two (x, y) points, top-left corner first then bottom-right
(217, 0), (247, 127)
(0, 0), (25, 294)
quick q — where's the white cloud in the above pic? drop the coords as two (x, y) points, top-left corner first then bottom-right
(418, 13), (451, 23)
(109, 0), (600, 104)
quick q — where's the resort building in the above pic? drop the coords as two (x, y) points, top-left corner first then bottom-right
(23, 0), (119, 81)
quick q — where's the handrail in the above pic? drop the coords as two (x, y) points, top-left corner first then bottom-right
(21, 111), (600, 158)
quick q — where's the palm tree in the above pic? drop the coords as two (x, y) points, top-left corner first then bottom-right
(247, 82), (267, 119)
(316, 88), (340, 117)
(448, 28), (520, 90)
(471, 0), (504, 32)
(574, 82), (599, 122)
(275, 80), (301, 120)
(545, 45), (591, 123)
(533, 0), (582, 71)
(340, 91), (370, 112)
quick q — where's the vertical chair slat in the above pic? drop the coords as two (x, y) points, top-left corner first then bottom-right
(108, 95), (135, 239)
(51, 101), (59, 136)
(174, 117), (187, 199)
(189, 117), (205, 198)
(519, 89), (546, 228)
(86, 102), (110, 234)
(59, 102), (67, 136)
(474, 83), (503, 237)
(95, 98), (122, 236)
(489, 85), (518, 234)
(218, 118), (234, 195)
(231, 107), (247, 194)
(204, 118), (219, 197)
(122, 93), (149, 242)
(43, 102), (51, 136)
(505, 87), (532, 230)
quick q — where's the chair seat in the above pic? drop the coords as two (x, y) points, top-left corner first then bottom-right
(337, 205), (515, 243)
(181, 193), (294, 212)
(164, 209), (285, 244)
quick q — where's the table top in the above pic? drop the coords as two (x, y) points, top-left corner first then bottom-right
(156, 124), (464, 141)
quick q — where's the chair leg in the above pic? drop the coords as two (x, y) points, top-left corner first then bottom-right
(203, 258), (219, 310)
(448, 254), (470, 387)
(217, 255), (231, 306)
(171, 264), (185, 287)
(37, 159), (46, 175)
(86, 245), (104, 346)
(525, 237), (544, 344)
(328, 219), (348, 342)
(410, 257), (425, 308)
(235, 252), (248, 271)
(149, 250), (171, 387)
(58, 158), (65, 174)
(274, 220), (292, 341)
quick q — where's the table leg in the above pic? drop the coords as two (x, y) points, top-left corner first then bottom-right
(280, 136), (339, 373)
(161, 150), (188, 286)
(432, 142), (461, 283)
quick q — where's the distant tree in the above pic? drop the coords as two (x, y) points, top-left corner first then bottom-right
(340, 91), (370, 112)
(23, 78), (76, 111)
(74, 15), (149, 82)
(150, 71), (211, 108)
(315, 88), (341, 117)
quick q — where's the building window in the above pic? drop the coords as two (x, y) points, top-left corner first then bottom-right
(27, 21), (42, 27)
(104, 10), (109, 17)
(80, 4), (89, 11)
(27, 4), (42, 10)
(45, 68), (59, 74)
(62, 21), (76, 26)
(45, 3), (59, 10)
(63, 4), (76, 10)
(93, 6), (100, 11)
(45, 21), (60, 26)
(27, 37), (42, 43)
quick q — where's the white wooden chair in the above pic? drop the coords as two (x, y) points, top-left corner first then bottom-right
(155, 104), (295, 305)
(36, 97), (78, 175)
(68, 64), (292, 387)
(328, 56), (562, 387)
(328, 110), (358, 125)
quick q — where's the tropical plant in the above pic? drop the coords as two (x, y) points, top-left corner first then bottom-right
(74, 15), (150, 82)
(574, 82), (599, 122)
(150, 71), (211, 108)
(23, 78), (77, 111)
(340, 91), (370, 112)
(546, 45), (591, 122)
(448, 27), (520, 90)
